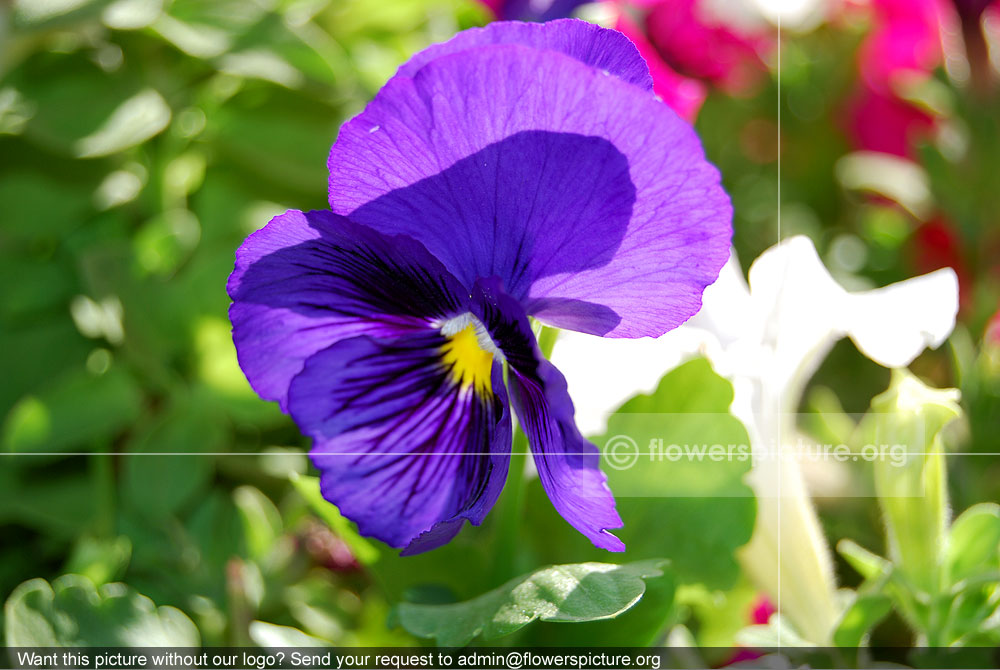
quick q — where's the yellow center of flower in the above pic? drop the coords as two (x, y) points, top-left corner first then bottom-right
(441, 323), (494, 394)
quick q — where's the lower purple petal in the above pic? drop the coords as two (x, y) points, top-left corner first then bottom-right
(289, 332), (511, 551)
(472, 278), (624, 551)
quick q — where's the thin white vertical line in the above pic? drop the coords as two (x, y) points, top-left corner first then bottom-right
(776, 4), (783, 652)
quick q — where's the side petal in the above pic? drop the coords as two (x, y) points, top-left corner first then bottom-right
(472, 278), (625, 551)
(227, 209), (467, 409)
(395, 19), (653, 91)
(289, 332), (511, 552)
(329, 40), (731, 338)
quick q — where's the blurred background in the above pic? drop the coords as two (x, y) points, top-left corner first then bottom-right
(1, 0), (999, 655)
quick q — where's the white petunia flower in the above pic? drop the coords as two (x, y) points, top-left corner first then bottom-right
(552, 235), (959, 644)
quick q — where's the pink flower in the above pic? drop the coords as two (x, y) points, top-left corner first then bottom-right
(727, 595), (778, 664)
(641, 0), (770, 93)
(987, 306), (1000, 345)
(751, 594), (778, 624)
(615, 13), (707, 121)
(846, 85), (935, 157)
(847, 0), (950, 158)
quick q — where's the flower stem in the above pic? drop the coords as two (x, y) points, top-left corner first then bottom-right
(490, 427), (528, 584)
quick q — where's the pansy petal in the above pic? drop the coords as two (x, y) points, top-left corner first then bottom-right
(472, 278), (625, 551)
(290, 332), (511, 551)
(395, 19), (652, 90)
(329, 38), (731, 338)
(227, 209), (466, 409)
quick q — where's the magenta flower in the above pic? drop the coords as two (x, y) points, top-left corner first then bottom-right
(228, 20), (732, 554)
(845, 86), (935, 158)
(641, 0), (769, 94)
(615, 13), (707, 121)
(847, 0), (948, 157)
(988, 306), (1000, 345)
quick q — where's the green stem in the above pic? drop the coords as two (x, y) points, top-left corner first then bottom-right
(490, 428), (528, 584)
(91, 441), (115, 538)
(537, 325), (559, 359)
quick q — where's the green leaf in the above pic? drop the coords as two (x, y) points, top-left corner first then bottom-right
(0, 471), (99, 539)
(74, 88), (171, 158)
(525, 358), (755, 590)
(233, 485), (283, 561)
(11, 53), (166, 157)
(522, 566), (678, 647)
(10, 0), (110, 30)
(210, 89), (339, 196)
(0, 319), (91, 420)
(64, 536), (132, 586)
(946, 503), (1000, 585)
(0, 171), (92, 244)
(249, 620), (330, 647)
(4, 575), (199, 646)
(832, 590), (893, 648)
(837, 539), (891, 581)
(396, 560), (666, 647)
(2, 366), (142, 453)
(121, 395), (224, 520)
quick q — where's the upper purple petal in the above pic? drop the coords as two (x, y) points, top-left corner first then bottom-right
(472, 277), (624, 551)
(227, 209), (467, 410)
(396, 19), (653, 91)
(293, 332), (512, 551)
(328, 33), (731, 338)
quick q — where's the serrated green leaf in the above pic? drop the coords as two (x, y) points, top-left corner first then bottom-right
(397, 560), (666, 647)
(4, 575), (199, 646)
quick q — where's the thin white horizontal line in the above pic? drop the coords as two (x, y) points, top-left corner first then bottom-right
(1, 452), (999, 457)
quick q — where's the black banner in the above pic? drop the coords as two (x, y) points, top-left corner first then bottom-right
(4, 647), (1000, 670)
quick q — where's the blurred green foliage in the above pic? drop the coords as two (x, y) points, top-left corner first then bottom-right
(0, 0), (490, 647)
(1, 0), (999, 657)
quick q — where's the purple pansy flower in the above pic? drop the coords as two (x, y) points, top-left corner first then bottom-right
(227, 19), (732, 555)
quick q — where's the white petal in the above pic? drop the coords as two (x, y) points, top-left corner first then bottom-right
(744, 236), (849, 393)
(845, 268), (959, 368)
(684, 250), (752, 349)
